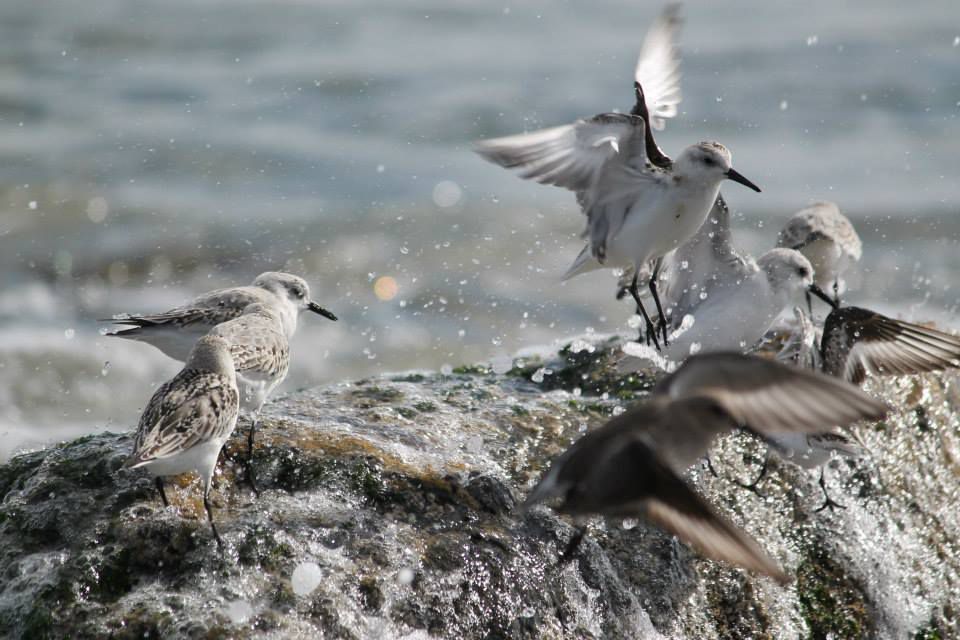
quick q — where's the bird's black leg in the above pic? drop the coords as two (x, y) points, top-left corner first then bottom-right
(814, 467), (846, 513)
(648, 266), (669, 347)
(805, 291), (813, 316)
(559, 525), (587, 565)
(204, 488), (225, 549)
(832, 279), (841, 306)
(246, 414), (260, 496)
(629, 272), (661, 351)
(155, 477), (169, 507)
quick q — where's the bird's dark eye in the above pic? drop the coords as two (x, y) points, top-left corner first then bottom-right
(796, 268), (809, 278)
(292, 286), (305, 299)
(703, 156), (715, 166)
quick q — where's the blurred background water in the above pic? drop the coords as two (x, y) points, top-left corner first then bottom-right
(1, 0), (959, 458)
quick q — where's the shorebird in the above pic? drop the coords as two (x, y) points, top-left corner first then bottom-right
(522, 352), (887, 581)
(616, 249), (827, 370)
(106, 271), (336, 361)
(210, 302), (290, 493)
(616, 194), (750, 320)
(777, 202), (861, 310)
(817, 302), (960, 384)
(474, 5), (761, 350)
(124, 335), (240, 548)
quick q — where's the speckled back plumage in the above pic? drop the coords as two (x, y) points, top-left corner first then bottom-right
(116, 286), (274, 330)
(129, 368), (239, 465)
(210, 305), (290, 380)
(128, 335), (239, 465)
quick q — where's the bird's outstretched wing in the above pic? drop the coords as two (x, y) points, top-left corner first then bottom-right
(656, 352), (888, 434)
(474, 113), (650, 193)
(525, 422), (788, 583)
(634, 3), (683, 131)
(821, 306), (960, 384)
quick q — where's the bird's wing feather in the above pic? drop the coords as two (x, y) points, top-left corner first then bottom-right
(634, 3), (683, 130)
(109, 288), (263, 329)
(830, 308), (960, 384)
(211, 315), (290, 375)
(570, 435), (789, 583)
(474, 114), (648, 194)
(129, 371), (238, 464)
(657, 352), (888, 434)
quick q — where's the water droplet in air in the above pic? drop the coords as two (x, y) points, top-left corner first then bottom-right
(433, 180), (463, 208)
(223, 600), (253, 624)
(291, 562), (323, 596)
(397, 567), (415, 585)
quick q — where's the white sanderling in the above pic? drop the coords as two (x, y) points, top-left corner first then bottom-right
(210, 302), (291, 493)
(124, 334), (240, 548)
(106, 271), (336, 362)
(522, 352), (886, 582)
(777, 201), (862, 309)
(617, 248), (822, 370)
(474, 5), (761, 350)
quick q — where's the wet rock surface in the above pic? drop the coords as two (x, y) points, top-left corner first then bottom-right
(1, 335), (958, 639)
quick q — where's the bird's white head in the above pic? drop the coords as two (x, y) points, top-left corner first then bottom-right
(757, 248), (815, 299)
(251, 272), (338, 336)
(187, 334), (236, 378)
(674, 142), (761, 193)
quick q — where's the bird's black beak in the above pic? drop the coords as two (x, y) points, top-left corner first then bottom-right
(725, 168), (761, 193)
(808, 284), (838, 309)
(308, 301), (338, 321)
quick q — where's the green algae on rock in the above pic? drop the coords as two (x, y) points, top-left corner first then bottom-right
(1, 336), (959, 638)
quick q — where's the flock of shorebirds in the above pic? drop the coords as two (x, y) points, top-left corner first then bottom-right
(104, 4), (960, 585)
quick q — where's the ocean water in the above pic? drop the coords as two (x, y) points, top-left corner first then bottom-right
(1, 0), (959, 458)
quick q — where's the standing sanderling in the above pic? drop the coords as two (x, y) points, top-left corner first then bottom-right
(474, 5), (761, 350)
(777, 201), (862, 309)
(124, 334), (240, 548)
(105, 271), (336, 362)
(522, 352), (887, 581)
(210, 302), (291, 493)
